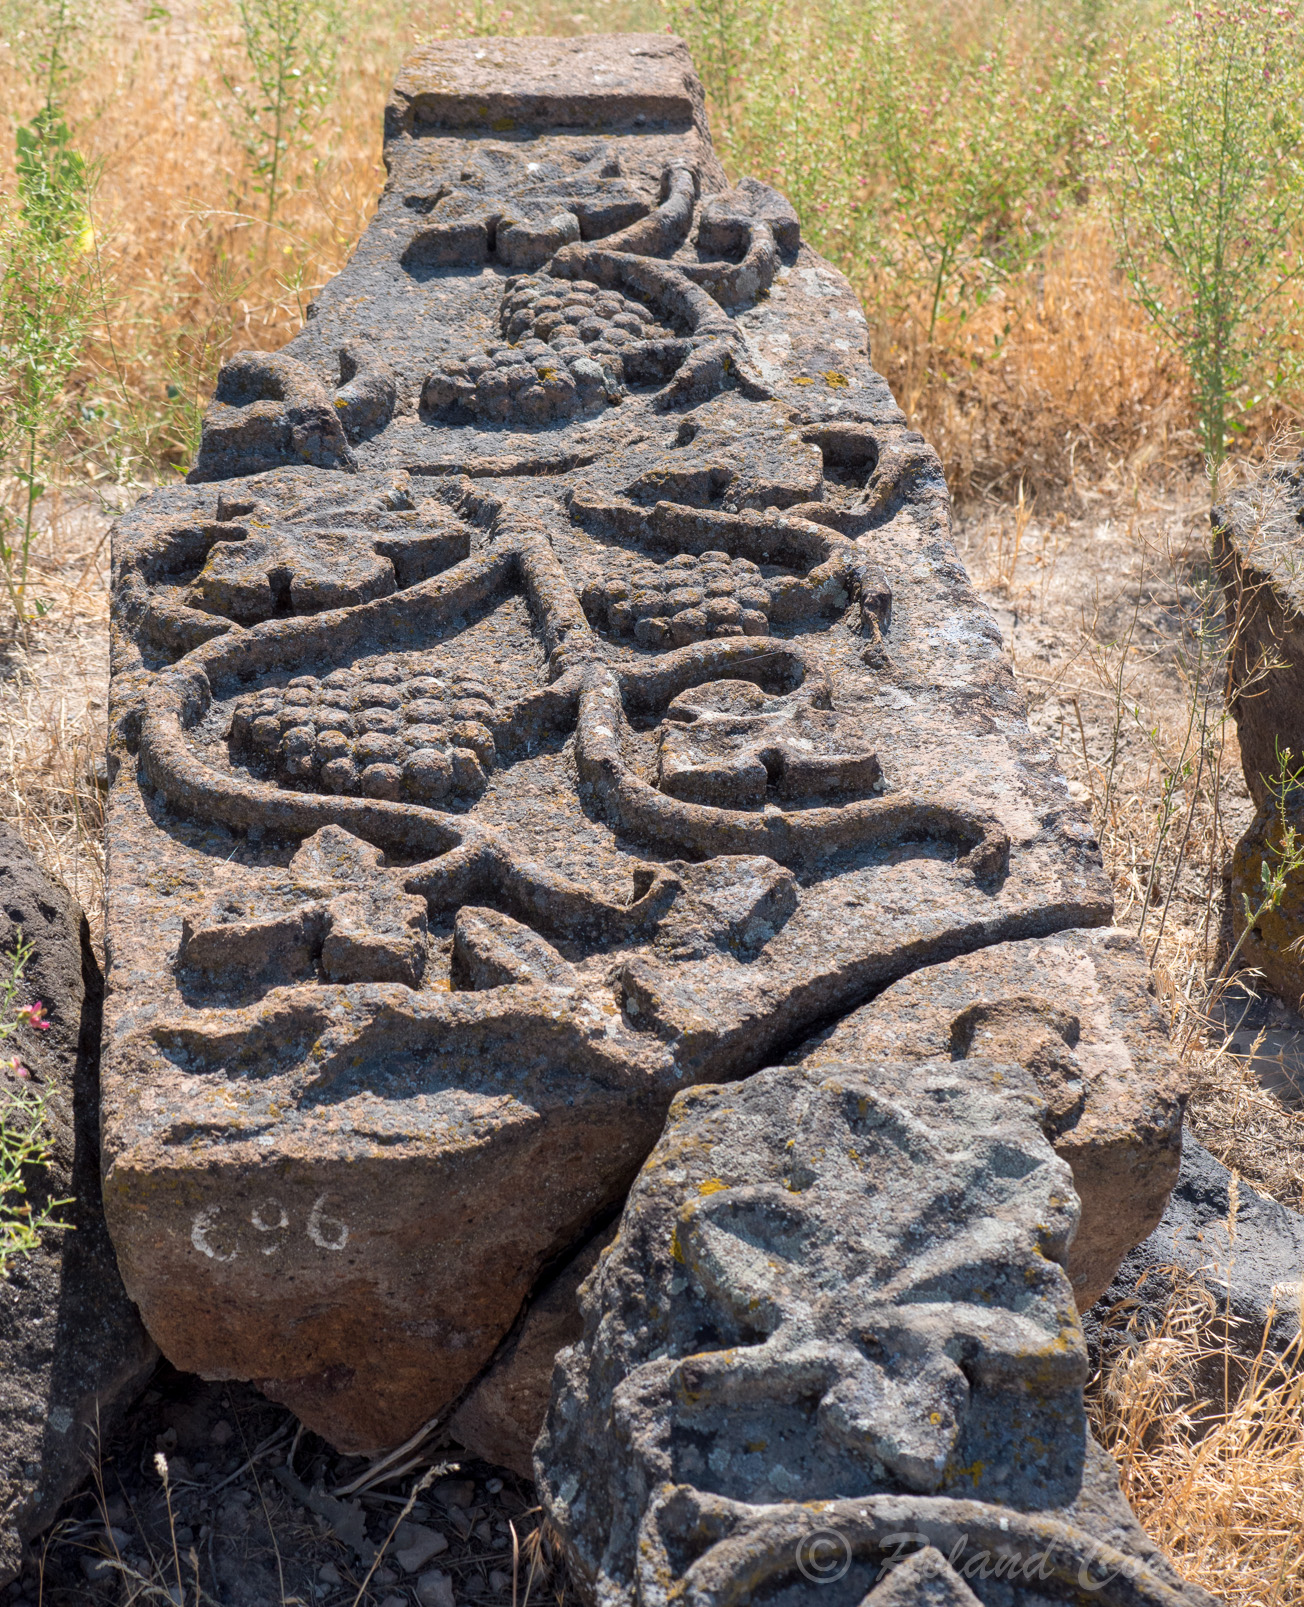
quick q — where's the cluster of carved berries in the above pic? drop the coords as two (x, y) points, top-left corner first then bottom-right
(500, 274), (671, 356)
(422, 275), (679, 425)
(422, 340), (617, 425)
(582, 551), (771, 648)
(230, 662), (496, 802)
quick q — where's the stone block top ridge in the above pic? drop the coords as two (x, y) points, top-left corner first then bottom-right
(386, 34), (709, 139)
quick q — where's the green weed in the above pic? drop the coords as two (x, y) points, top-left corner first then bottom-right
(1099, 3), (1304, 468)
(0, 0), (98, 633)
(221, 0), (341, 245)
(0, 928), (73, 1278)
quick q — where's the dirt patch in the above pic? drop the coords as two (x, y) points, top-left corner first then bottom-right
(957, 475), (1304, 1210)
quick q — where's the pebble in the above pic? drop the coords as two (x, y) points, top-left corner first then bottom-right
(416, 1570), (456, 1607)
(433, 1478), (476, 1510)
(395, 1520), (449, 1572)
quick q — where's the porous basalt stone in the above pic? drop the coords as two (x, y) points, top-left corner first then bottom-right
(796, 927), (1187, 1308)
(0, 828), (157, 1586)
(1228, 793), (1304, 1010)
(104, 33), (1139, 1456)
(1213, 462), (1304, 812)
(1088, 1135), (1304, 1388)
(535, 1052), (1213, 1607)
(1214, 460), (1304, 1007)
(448, 1226), (614, 1479)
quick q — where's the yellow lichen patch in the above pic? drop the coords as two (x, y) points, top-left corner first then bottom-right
(791, 375), (815, 386)
(697, 1178), (728, 1196)
(823, 371), (849, 388)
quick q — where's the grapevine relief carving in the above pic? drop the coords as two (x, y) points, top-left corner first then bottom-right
(103, 34), (1120, 1461)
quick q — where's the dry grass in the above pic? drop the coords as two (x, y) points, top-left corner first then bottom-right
(1091, 1275), (1304, 1607)
(0, 492), (108, 938)
(0, 0), (660, 477)
(870, 214), (1197, 503)
(956, 459), (1304, 1200)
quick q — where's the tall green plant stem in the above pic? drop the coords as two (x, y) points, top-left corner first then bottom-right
(224, 0), (339, 250)
(1102, 4), (1304, 468)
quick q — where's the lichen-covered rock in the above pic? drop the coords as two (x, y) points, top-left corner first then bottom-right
(1213, 462), (1304, 811)
(103, 32), (1138, 1457)
(1229, 793), (1304, 1011)
(536, 1052), (1210, 1607)
(1088, 1134), (1304, 1386)
(0, 828), (157, 1586)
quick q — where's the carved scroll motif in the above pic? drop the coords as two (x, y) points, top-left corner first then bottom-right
(103, 34), (1123, 1468)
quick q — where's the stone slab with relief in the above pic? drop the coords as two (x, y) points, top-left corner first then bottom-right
(103, 33), (1156, 1461)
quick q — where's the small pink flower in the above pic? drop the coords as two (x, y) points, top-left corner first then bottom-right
(6, 1056), (30, 1079)
(16, 1001), (49, 1031)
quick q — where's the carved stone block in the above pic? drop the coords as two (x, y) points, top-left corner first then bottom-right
(536, 1050), (1211, 1607)
(104, 33), (1128, 1454)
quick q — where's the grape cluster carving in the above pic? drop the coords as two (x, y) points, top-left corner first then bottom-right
(230, 662), (496, 802)
(421, 275), (676, 426)
(582, 551), (771, 648)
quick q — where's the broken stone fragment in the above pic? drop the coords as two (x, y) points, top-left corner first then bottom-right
(0, 826), (157, 1587)
(189, 350), (357, 482)
(448, 1226), (612, 1478)
(536, 1050), (1211, 1607)
(800, 926), (1187, 1308)
(1214, 460), (1304, 1008)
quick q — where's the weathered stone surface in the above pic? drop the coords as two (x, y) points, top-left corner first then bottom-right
(1214, 462), (1304, 812)
(536, 1055), (1208, 1607)
(104, 33), (1121, 1454)
(449, 1226), (613, 1478)
(536, 1054), (1212, 1607)
(0, 827), (157, 1586)
(1214, 461), (1304, 1008)
(795, 928), (1187, 1308)
(1228, 798), (1304, 1011)
(1088, 1134), (1303, 1380)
